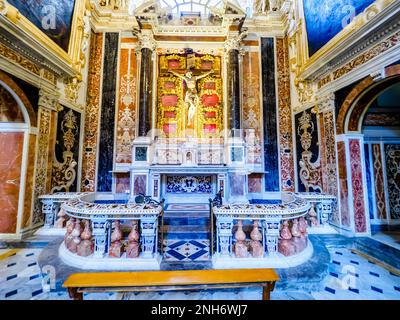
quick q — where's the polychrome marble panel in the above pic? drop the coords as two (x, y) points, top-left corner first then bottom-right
(303, 0), (375, 56)
(385, 144), (400, 220)
(248, 173), (262, 193)
(276, 38), (295, 191)
(349, 139), (367, 233)
(133, 175), (147, 195)
(0, 132), (24, 233)
(229, 174), (246, 197)
(116, 47), (137, 164)
(372, 144), (387, 220)
(242, 51), (262, 166)
(8, 0), (76, 52)
(337, 141), (350, 228)
(81, 32), (103, 192)
(115, 173), (130, 194)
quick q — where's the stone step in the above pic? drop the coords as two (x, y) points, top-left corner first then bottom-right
(352, 237), (400, 270)
(163, 211), (210, 218)
(163, 216), (210, 226)
(161, 225), (210, 240)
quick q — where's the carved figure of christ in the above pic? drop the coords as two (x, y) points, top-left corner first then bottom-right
(168, 69), (214, 126)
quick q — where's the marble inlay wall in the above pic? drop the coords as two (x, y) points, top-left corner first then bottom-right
(0, 132), (24, 233)
(81, 32), (103, 192)
(261, 38), (279, 192)
(372, 144), (387, 220)
(337, 141), (350, 228)
(385, 144), (400, 220)
(116, 45), (137, 164)
(97, 33), (119, 192)
(276, 37), (295, 192)
(242, 51), (262, 166)
(51, 106), (81, 192)
(295, 108), (322, 192)
(349, 139), (367, 233)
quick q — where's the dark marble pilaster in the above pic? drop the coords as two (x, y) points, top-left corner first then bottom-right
(97, 33), (119, 192)
(227, 49), (241, 130)
(261, 38), (279, 192)
(138, 47), (153, 137)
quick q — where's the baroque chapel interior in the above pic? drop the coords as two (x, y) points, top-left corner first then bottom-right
(0, 0), (399, 301)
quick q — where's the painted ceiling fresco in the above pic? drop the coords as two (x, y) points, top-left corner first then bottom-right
(303, 0), (375, 57)
(8, 0), (76, 52)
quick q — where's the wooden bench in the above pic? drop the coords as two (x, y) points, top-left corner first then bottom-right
(63, 268), (279, 300)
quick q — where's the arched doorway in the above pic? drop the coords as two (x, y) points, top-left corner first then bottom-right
(0, 78), (32, 238)
(336, 64), (400, 239)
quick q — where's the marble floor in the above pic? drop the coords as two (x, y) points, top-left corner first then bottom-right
(0, 244), (399, 300)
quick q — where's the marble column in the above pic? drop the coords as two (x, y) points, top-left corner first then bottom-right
(227, 49), (241, 130)
(225, 33), (245, 131)
(138, 47), (154, 137)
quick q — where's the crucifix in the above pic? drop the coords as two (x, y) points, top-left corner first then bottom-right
(168, 69), (214, 126)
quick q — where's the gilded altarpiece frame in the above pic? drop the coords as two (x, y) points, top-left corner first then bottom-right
(157, 53), (223, 140)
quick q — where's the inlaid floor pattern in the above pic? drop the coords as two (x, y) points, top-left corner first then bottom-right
(162, 203), (211, 262)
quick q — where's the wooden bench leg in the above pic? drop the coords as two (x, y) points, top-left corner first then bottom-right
(68, 287), (83, 300)
(262, 282), (276, 300)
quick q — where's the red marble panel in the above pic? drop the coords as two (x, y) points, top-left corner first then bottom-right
(163, 111), (176, 119)
(349, 139), (367, 233)
(248, 173), (262, 193)
(337, 141), (350, 228)
(168, 60), (181, 69)
(201, 94), (219, 107)
(134, 175), (147, 195)
(372, 144), (387, 219)
(0, 132), (24, 233)
(204, 111), (216, 119)
(161, 95), (178, 107)
(163, 123), (176, 134)
(116, 46), (137, 164)
(115, 173), (130, 193)
(203, 124), (217, 134)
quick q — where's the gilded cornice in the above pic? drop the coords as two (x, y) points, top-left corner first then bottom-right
(0, 0), (87, 79)
(299, 0), (399, 81)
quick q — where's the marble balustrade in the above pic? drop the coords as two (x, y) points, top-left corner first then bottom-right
(296, 193), (337, 226)
(39, 193), (91, 228)
(60, 193), (163, 260)
(212, 193), (314, 259)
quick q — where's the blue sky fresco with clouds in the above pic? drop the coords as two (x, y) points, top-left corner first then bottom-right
(303, 0), (375, 56)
